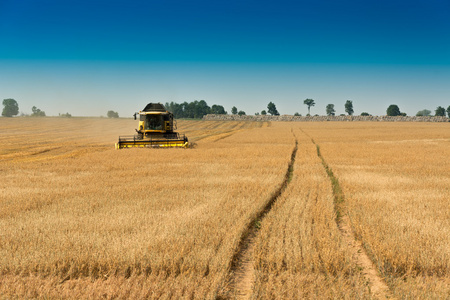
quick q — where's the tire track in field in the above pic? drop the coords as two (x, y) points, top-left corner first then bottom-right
(212, 122), (265, 142)
(2, 144), (109, 163)
(182, 121), (241, 142)
(300, 128), (394, 299)
(190, 121), (265, 143)
(226, 133), (298, 299)
(189, 128), (242, 143)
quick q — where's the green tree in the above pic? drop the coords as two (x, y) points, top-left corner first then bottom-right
(2, 98), (19, 117)
(211, 104), (227, 114)
(386, 104), (401, 116)
(165, 101), (217, 118)
(326, 104), (335, 116)
(237, 110), (246, 116)
(447, 106), (450, 117)
(416, 109), (431, 116)
(231, 106), (238, 115)
(435, 106), (446, 116)
(31, 106), (46, 117)
(267, 101), (280, 116)
(193, 100), (210, 118)
(345, 100), (354, 115)
(184, 101), (195, 118)
(361, 112), (370, 116)
(261, 110), (267, 115)
(165, 102), (183, 118)
(294, 112), (300, 116)
(303, 98), (315, 115)
(107, 110), (119, 118)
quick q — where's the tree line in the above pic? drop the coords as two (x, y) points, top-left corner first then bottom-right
(165, 100), (226, 119)
(2, 98), (450, 118)
(232, 99), (450, 118)
(1, 99), (50, 117)
(295, 99), (449, 117)
(1, 98), (112, 118)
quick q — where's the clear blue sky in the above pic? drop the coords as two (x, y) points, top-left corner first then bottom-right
(1, 0), (449, 116)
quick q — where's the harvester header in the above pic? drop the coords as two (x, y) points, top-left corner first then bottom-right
(115, 103), (189, 149)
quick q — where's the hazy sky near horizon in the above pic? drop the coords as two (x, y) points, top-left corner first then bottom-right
(1, 0), (449, 117)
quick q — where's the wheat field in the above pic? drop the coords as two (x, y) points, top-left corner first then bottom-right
(300, 122), (450, 299)
(1, 117), (449, 299)
(252, 129), (372, 299)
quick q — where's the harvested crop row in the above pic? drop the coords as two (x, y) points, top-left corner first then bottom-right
(0, 118), (294, 298)
(252, 127), (371, 299)
(301, 122), (450, 299)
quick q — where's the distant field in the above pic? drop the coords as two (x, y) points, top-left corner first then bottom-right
(0, 117), (449, 299)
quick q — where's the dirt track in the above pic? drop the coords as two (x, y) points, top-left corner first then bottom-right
(229, 135), (298, 299)
(310, 132), (394, 299)
(230, 130), (394, 299)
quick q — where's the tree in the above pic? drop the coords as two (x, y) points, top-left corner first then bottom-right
(261, 110), (267, 115)
(60, 112), (72, 118)
(361, 112), (370, 116)
(294, 112), (301, 116)
(31, 106), (46, 117)
(303, 98), (315, 115)
(237, 110), (246, 115)
(2, 98), (19, 117)
(447, 106), (450, 117)
(435, 106), (446, 116)
(165, 102), (183, 118)
(231, 106), (238, 115)
(386, 104), (401, 116)
(166, 100), (213, 118)
(193, 100), (211, 118)
(180, 100), (210, 119)
(107, 110), (119, 118)
(416, 109), (431, 116)
(326, 104), (335, 116)
(345, 100), (354, 115)
(211, 104), (227, 114)
(267, 102), (280, 116)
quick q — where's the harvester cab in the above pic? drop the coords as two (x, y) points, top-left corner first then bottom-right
(115, 103), (189, 149)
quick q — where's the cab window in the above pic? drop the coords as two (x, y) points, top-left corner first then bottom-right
(145, 115), (163, 130)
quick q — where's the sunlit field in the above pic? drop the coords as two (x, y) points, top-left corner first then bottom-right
(253, 130), (371, 299)
(1, 117), (449, 299)
(300, 122), (450, 299)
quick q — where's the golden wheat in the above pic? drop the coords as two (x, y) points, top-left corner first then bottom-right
(0, 117), (293, 298)
(252, 127), (371, 299)
(1, 118), (448, 299)
(300, 122), (450, 299)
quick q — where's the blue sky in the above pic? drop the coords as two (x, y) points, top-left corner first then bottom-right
(1, 0), (449, 116)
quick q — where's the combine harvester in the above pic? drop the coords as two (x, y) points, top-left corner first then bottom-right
(115, 103), (189, 149)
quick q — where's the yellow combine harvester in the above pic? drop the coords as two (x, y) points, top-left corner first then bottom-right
(115, 103), (189, 149)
